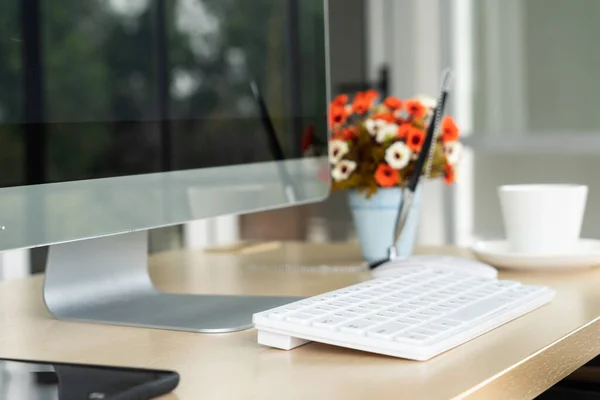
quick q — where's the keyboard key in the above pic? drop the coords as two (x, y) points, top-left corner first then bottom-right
(312, 316), (346, 330)
(421, 323), (449, 332)
(367, 322), (410, 340)
(286, 313), (317, 325)
(445, 295), (508, 322)
(409, 313), (431, 322)
(395, 333), (429, 343)
(396, 317), (422, 325)
(426, 294), (446, 301)
(387, 306), (411, 314)
(348, 294), (371, 301)
(268, 310), (289, 320)
(495, 280), (520, 288)
(332, 311), (360, 319)
(407, 301), (429, 308)
(340, 320), (377, 335)
(368, 300), (394, 307)
(303, 308), (327, 316)
(432, 319), (463, 328)
(347, 307), (372, 314)
(330, 301), (352, 307)
(415, 310), (437, 319)
(357, 303), (383, 311)
(429, 306), (451, 313)
(374, 311), (402, 319)
(438, 290), (457, 296)
(315, 305), (336, 312)
(410, 328), (438, 336)
(364, 315), (387, 323)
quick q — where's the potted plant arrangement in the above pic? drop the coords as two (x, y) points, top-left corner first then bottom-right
(325, 90), (462, 262)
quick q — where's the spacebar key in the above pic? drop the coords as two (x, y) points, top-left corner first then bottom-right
(445, 295), (509, 322)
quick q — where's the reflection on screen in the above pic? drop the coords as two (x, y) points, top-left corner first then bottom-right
(0, 361), (58, 400)
(0, 0), (327, 187)
(0, 360), (173, 399)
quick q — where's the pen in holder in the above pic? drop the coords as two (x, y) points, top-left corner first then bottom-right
(348, 186), (423, 263)
(368, 70), (453, 270)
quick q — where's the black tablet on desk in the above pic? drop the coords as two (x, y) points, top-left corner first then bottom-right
(0, 358), (179, 400)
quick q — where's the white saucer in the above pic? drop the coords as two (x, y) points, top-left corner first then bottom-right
(471, 239), (600, 270)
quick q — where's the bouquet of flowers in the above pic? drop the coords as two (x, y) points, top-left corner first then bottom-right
(326, 90), (461, 198)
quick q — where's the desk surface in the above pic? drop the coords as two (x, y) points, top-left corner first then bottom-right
(0, 243), (599, 400)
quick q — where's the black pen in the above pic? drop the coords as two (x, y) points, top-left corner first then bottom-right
(369, 69), (453, 270)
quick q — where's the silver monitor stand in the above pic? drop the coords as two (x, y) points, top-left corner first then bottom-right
(43, 231), (300, 333)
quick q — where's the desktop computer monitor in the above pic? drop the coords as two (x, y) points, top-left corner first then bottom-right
(0, 0), (330, 332)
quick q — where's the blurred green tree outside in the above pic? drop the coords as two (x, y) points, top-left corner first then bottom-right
(0, 0), (326, 187)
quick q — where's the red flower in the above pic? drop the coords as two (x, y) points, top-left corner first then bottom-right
(332, 94), (349, 107)
(406, 127), (425, 153)
(342, 127), (358, 140)
(445, 164), (456, 185)
(329, 105), (348, 127)
(384, 97), (403, 111)
(397, 123), (412, 139)
(332, 127), (357, 141)
(352, 92), (373, 115)
(405, 99), (427, 119)
(441, 116), (460, 143)
(301, 125), (315, 151)
(372, 113), (396, 124)
(364, 90), (379, 101)
(374, 164), (400, 187)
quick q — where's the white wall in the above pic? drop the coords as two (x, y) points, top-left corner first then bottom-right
(0, 250), (30, 281)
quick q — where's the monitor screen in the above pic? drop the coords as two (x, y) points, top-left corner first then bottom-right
(0, 0), (328, 188)
(0, 0), (330, 252)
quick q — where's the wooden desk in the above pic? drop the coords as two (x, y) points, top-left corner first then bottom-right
(0, 243), (599, 399)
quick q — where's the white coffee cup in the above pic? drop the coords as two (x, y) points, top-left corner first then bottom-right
(498, 184), (588, 254)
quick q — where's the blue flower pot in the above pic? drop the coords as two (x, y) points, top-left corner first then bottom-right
(348, 187), (422, 263)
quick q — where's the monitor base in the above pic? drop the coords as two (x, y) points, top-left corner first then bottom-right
(43, 231), (300, 333)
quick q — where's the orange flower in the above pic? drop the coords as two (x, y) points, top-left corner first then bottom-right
(364, 90), (379, 100)
(441, 116), (459, 142)
(352, 93), (372, 115)
(372, 113), (396, 124)
(332, 94), (349, 107)
(405, 99), (427, 119)
(343, 127), (358, 140)
(397, 123), (412, 139)
(332, 127), (357, 141)
(329, 105), (348, 127)
(406, 127), (425, 153)
(444, 164), (455, 185)
(384, 97), (403, 111)
(374, 164), (400, 187)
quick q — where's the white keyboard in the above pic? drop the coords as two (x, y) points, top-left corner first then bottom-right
(253, 266), (555, 360)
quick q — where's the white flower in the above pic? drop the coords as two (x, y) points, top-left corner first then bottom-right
(331, 160), (357, 182)
(417, 95), (437, 110)
(417, 95), (437, 124)
(444, 141), (463, 165)
(385, 142), (412, 169)
(329, 140), (349, 164)
(376, 123), (398, 143)
(364, 118), (386, 136)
